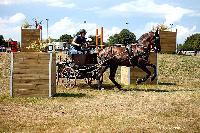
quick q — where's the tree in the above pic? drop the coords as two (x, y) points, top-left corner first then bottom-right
(87, 35), (97, 45)
(107, 34), (120, 45)
(22, 20), (31, 29)
(0, 35), (6, 47)
(107, 29), (136, 46)
(177, 44), (183, 51)
(43, 37), (58, 43)
(181, 33), (200, 51)
(119, 29), (136, 45)
(59, 34), (73, 43)
(0, 35), (3, 40)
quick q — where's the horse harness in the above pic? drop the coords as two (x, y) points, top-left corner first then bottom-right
(100, 44), (149, 66)
(126, 44), (149, 65)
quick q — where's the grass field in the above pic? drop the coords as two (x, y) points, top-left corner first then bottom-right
(0, 53), (200, 132)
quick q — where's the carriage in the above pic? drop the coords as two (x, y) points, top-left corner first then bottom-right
(56, 30), (161, 90)
(56, 46), (100, 88)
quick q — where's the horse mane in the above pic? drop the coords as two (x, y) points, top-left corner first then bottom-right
(138, 33), (150, 43)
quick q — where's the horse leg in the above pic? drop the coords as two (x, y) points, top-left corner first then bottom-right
(136, 65), (151, 84)
(147, 63), (157, 81)
(109, 65), (122, 90)
(97, 66), (108, 90)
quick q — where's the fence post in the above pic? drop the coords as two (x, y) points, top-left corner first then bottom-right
(49, 52), (52, 97)
(96, 29), (98, 50)
(2, 54), (5, 77)
(10, 52), (13, 97)
(128, 67), (130, 85)
(156, 53), (159, 85)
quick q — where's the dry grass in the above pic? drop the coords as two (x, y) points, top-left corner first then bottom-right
(0, 53), (200, 133)
(0, 53), (10, 95)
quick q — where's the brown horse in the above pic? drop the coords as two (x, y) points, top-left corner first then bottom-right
(97, 29), (161, 90)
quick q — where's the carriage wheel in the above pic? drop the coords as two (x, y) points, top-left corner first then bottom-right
(61, 67), (76, 88)
(84, 77), (93, 85)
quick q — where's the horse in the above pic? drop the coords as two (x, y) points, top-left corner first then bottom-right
(96, 29), (161, 90)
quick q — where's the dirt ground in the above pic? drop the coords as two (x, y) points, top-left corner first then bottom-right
(0, 53), (200, 133)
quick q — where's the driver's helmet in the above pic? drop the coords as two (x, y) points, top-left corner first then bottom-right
(79, 29), (87, 34)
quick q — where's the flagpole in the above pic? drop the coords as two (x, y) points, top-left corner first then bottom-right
(46, 19), (49, 39)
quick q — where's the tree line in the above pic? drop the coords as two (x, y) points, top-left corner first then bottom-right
(177, 33), (200, 51)
(53, 29), (137, 46)
(1, 26), (199, 51)
(56, 29), (200, 52)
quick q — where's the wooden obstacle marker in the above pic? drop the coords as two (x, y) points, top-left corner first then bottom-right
(96, 27), (104, 50)
(10, 52), (56, 97)
(121, 52), (158, 85)
(160, 30), (177, 53)
(21, 28), (41, 52)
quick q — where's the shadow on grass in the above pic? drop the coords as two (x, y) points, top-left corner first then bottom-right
(129, 88), (198, 93)
(91, 84), (116, 90)
(158, 82), (176, 86)
(58, 82), (198, 93)
(54, 93), (86, 98)
(76, 83), (116, 90)
(131, 88), (170, 92)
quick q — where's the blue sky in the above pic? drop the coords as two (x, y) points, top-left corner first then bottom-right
(0, 0), (200, 44)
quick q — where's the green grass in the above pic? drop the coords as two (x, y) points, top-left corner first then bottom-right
(0, 53), (200, 133)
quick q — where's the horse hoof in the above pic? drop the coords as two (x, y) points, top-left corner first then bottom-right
(150, 76), (156, 81)
(136, 79), (142, 84)
(99, 87), (104, 90)
(98, 86), (102, 90)
(118, 88), (123, 91)
(120, 89), (125, 93)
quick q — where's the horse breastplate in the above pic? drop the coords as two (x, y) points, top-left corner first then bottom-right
(126, 45), (133, 57)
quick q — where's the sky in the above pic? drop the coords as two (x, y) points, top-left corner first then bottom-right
(0, 0), (200, 44)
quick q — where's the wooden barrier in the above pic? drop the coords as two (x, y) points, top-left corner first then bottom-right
(10, 52), (56, 97)
(96, 27), (104, 50)
(160, 30), (177, 53)
(121, 52), (157, 85)
(21, 28), (41, 52)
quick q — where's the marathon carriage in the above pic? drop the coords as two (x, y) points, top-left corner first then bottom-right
(57, 29), (161, 90)
(56, 45), (100, 88)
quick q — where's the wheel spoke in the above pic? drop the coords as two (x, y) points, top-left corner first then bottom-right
(61, 67), (76, 88)
(84, 77), (93, 85)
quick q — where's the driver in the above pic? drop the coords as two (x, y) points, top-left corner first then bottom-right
(71, 29), (88, 53)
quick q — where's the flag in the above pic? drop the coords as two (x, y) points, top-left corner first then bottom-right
(37, 25), (42, 30)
